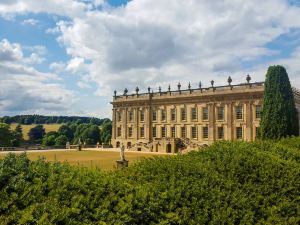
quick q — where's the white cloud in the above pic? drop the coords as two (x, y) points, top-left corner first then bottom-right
(49, 61), (66, 73)
(0, 39), (74, 116)
(0, 39), (23, 61)
(23, 53), (45, 64)
(21, 18), (39, 26)
(66, 57), (87, 74)
(1, 0), (300, 116)
(46, 26), (60, 34)
(77, 81), (92, 89)
(0, 0), (96, 19)
(48, 0), (300, 96)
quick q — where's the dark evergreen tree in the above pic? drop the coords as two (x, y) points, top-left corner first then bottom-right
(260, 65), (299, 139)
(0, 123), (13, 147)
(28, 125), (46, 142)
(12, 124), (23, 147)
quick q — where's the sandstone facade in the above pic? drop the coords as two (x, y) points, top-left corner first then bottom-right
(111, 80), (300, 153)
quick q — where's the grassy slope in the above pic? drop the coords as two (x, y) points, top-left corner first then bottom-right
(10, 124), (61, 140)
(0, 150), (165, 170)
(0, 138), (300, 224)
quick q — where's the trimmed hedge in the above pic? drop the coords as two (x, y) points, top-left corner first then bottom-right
(1, 138), (300, 224)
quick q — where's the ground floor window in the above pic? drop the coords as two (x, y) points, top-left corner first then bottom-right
(152, 126), (156, 138)
(236, 127), (243, 139)
(192, 127), (197, 139)
(117, 127), (122, 137)
(171, 127), (176, 138)
(218, 127), (224, 139)
(140, 127), (145, 138)
(203, 127), (208, 139)
(128, 127), (133, 137)
(161, 127), (166, 138)
(181, 127), (186, 138)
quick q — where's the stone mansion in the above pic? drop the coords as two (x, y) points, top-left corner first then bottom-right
(111, 75), (300, 153)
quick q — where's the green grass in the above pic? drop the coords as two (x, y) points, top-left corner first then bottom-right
(0, 150), (166, 170)
(9, 123), (61, 140)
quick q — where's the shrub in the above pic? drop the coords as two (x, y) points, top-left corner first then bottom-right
(0, 138), (299, 224)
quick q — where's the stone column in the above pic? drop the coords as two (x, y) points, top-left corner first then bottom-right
(226, 102), (233, 141)
(246, 101), (252, 141)
(134, 108), (139, 140)
(112, 108), (116, 139)
(146, 107), (151, 141)
(122, 108), (127, 140)
(208, 103), (215, 141)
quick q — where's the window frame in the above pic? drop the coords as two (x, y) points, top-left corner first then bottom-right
(171, 108), (176, 121)
(235, 106), (243, 120)
(171, 127), (176, 138)
(128, 127), (133, 137)
(191, 126), (197, 139)
(181, 108), (186, 121)
(202, 107), (209, 121)
(191, 107), (197, 121)
(140, 111), (145, 122)
(255, 105), (262, 119)
(117, 127), (122, 137)
(140, 127), (145, 138)
(181, 127), (186, 138)
(217, 106), (224, 120)
(217, 127), (224, 139)
(161, 127), (166, 138)
(202, 126), (209, 139)
(236, 127), (243, 139)
(152, 126), (156, 138)
(152, 111), (157, 121)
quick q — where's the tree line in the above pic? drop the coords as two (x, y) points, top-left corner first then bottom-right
(0, 120), (112, 147)
(0, 115), (108, 125)
(41, 121), (112, 146)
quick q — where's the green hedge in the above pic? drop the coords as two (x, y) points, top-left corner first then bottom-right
(1, 138), (300, 224)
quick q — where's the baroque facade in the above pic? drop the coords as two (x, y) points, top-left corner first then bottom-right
(111, 77), (300, 153)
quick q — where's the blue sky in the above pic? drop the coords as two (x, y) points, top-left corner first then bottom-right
(0, 0), (300, 118)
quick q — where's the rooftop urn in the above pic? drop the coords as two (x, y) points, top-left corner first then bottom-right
(228, 76), (232, 86)
(177, 82), (181, 91)
(188, 82), (191, 90)
(246, 74), (251, 83)
(211, 80), (214, 87)
(124, 88), (128, 95)
(135, 86), (139, 94)
(148, 86), (151, 93)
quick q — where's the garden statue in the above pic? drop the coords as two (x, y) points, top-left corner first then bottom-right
(120, 143), (125, 161)
(116, 143), (128, 169)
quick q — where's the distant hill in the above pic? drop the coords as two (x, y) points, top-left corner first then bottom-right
(0, 115), (111, 125)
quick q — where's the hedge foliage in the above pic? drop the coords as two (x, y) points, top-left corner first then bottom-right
(1, 138), (300, 224)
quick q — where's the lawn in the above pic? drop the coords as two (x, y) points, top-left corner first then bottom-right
(10, 123), (61, 140)
(0, 150), (165, 170)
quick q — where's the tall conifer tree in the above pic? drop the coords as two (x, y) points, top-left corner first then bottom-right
(260, 65), (299, 139)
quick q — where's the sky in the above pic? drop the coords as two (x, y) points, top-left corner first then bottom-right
(1, 0), (300, 118)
